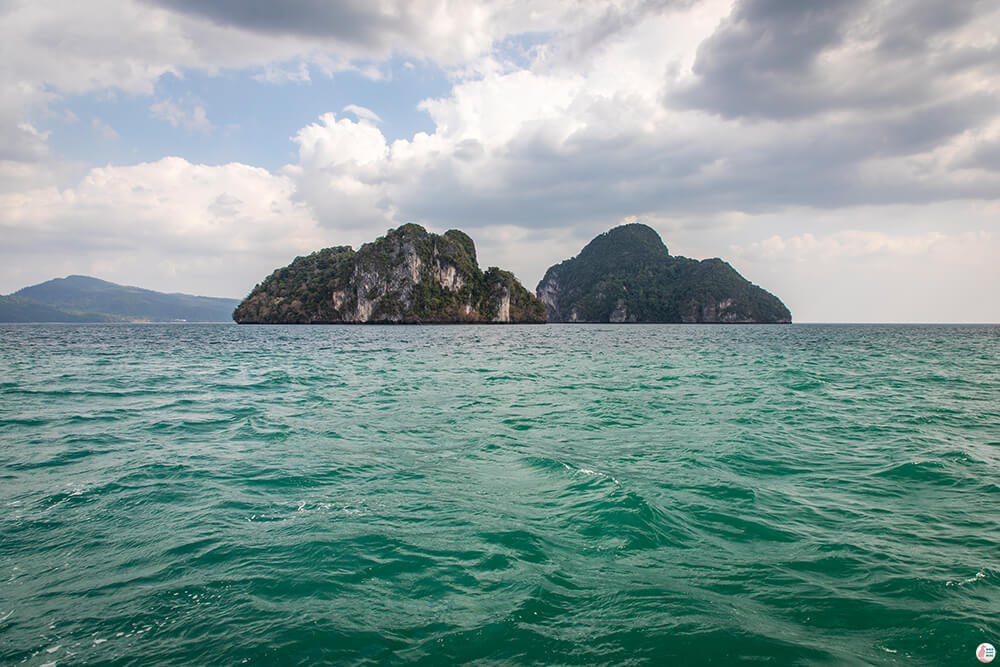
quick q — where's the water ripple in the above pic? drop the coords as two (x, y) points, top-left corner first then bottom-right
(0, 323), (998, 664)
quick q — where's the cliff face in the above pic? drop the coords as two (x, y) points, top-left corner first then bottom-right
(537, 223), (792, 323)
(234, 224), (546, 324)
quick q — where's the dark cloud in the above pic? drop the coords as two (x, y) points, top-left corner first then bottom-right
(146, 0), (696, 59)
(874, 1), (983, 55)
(142, 0), (415, 48)
(670, 0), (999, 120)
(386, 88), (1000, 234)
(670, 0), (862, 118)
(873, 94), (998, 155)
(960, 140), (1000, 173)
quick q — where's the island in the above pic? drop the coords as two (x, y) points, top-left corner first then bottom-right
(234, 224), (546, 324)
(537, 223), (792, 323)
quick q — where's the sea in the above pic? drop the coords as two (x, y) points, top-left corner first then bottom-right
(1, 323), (998, 665)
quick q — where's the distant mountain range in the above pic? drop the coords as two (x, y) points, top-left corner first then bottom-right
(0, 275), (240, 322)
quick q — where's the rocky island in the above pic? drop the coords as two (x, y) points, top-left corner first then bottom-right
(234, 224), (546, 324)
(537, 224), (791, 323)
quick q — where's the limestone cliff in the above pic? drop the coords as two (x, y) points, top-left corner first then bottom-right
(234, 224), (546, 324)
(537, 223), (791, 323)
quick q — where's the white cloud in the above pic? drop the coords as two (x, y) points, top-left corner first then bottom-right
(1, 0), (658, 114)
(720, 204), (1000, 322)
(342, 104), (382, 124)
(0, 157), (325, 297)
(746, 230), (951, 262)
(253, 61), (311, 84)
(14, 122), (50, 143)
(149, 97), (213, 133)
(90, 117), (119, 141)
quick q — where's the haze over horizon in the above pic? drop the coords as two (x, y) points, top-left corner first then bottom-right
(2, 0), (999, 323)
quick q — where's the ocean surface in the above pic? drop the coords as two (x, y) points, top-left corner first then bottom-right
(1, 323), (998, 665)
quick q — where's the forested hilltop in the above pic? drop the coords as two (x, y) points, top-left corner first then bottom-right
(537, 224), (791, 323)
(234, 224), (546, 324)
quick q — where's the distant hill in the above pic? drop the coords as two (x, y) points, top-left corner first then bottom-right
(537, 224), (791, 323)
(0, 295), (117, 323)
(2, 276), (240, 322)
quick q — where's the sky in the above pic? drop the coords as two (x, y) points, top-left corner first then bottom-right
(2, 0), (999, 322)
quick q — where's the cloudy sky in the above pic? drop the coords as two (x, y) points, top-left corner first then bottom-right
(2, 0), (998, 322)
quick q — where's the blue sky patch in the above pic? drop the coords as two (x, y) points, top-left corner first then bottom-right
(42, 57), (451, 171)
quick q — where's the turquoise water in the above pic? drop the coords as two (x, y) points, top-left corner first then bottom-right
(1, 323), (998, 665)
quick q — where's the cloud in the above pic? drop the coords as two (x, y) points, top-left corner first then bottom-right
(0, 106), (70, 193)
(90, 117), (119, 141)
(672, 0), (1000, 120)
(728, 221), (1000, 322)
(149, 97), (213, 132)
(142, 0), (446, 54)
(9, 1), (1000, 227)
(746, 230), (951, 261)
(342, 104), (382, 124)
(275, 0), (1000, 237)
(0, 157), (325, 296)
(283, 112), (395, 230)
(0, 0), (672, 191)
(138, 0), (659, 66)
(5, 122), (50, 162)
(550, 0), (699, 64)
(253, 61), (311, 84)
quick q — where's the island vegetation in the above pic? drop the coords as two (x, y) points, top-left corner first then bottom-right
(233, 224), (546, 324)
(537, 223), (791, 323)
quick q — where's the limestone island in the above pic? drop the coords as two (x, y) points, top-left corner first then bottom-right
(233, 224), (546, 324)
(537, 223), (792, 323)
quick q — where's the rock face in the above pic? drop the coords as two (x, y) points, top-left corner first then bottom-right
(537, 223), (792, 323)
(234, 224), (546, 324)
